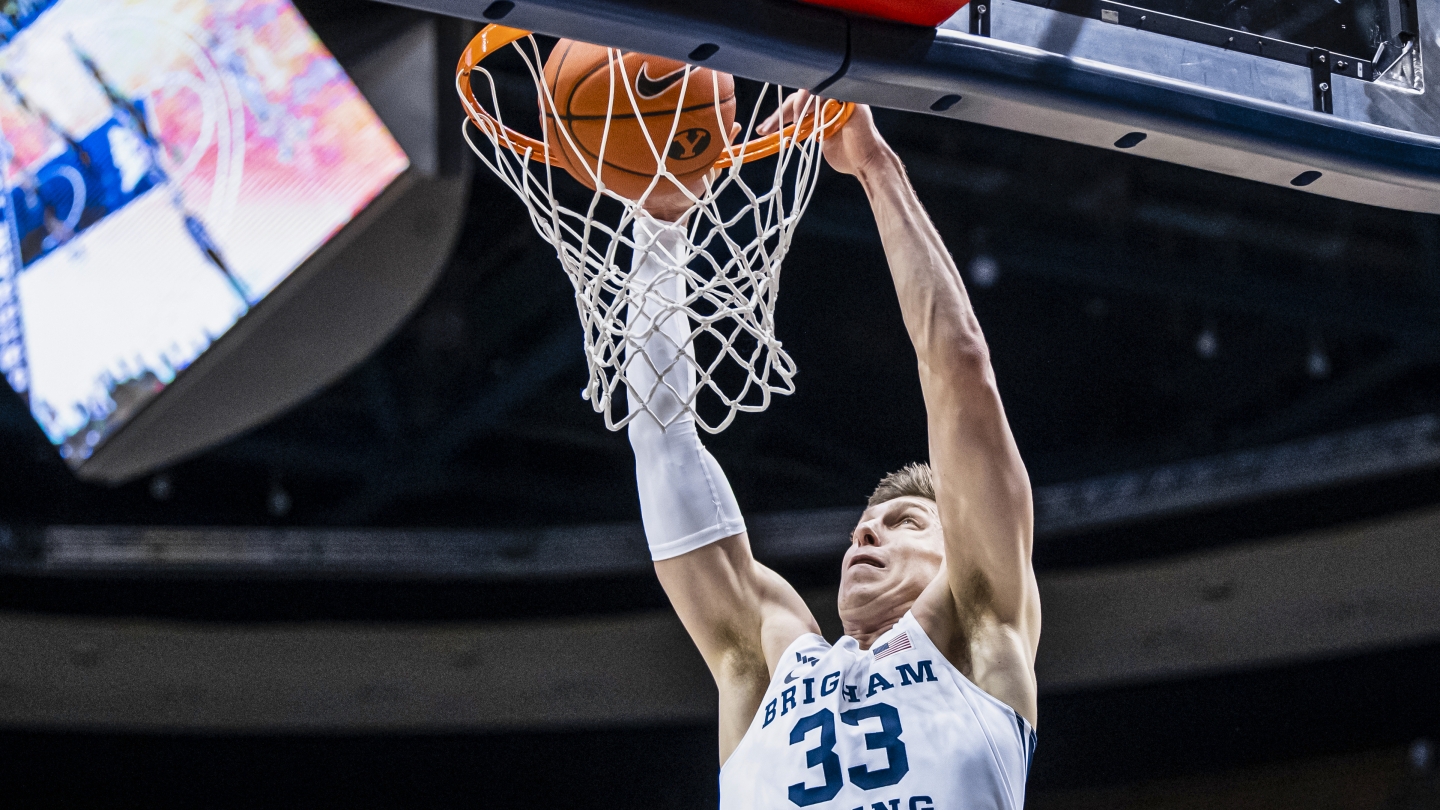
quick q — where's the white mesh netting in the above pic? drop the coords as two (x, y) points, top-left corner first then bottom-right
(458, 31), (848, 433)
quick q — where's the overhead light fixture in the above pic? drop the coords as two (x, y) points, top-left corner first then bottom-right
(1196, 326), (1218, 359)
(967, 254), (999, 288)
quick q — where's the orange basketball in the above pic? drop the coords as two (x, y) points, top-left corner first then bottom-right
(542, 40), (736, 201)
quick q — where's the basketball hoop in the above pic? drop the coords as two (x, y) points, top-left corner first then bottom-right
(456, 25), (854, 433)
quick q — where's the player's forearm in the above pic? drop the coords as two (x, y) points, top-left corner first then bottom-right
(856, 147), (988, 380)
(627, 215), (746, 560)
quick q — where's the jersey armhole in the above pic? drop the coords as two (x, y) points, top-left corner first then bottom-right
(1015, 712), (1038, 777)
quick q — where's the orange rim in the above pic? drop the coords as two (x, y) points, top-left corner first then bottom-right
(456, 24), (856, 172)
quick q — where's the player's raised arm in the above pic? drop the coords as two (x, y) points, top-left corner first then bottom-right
(624, 213), (820, 762)
(775, 98), (1040, 722)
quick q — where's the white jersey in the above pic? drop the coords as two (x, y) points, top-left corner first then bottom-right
(720, 612), (1035, 810)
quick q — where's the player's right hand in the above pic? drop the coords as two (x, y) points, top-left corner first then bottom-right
(757, 92), (889, 179)
(816, 102), (890, 179)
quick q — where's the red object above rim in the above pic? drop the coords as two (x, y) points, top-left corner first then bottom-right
(794, 0), (968, 27)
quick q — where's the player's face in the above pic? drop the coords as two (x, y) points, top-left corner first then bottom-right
(838, 497), (945, 626)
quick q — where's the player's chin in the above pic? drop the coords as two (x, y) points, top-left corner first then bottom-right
(837, 578), (896, 619)
(838, 565), (888, 597)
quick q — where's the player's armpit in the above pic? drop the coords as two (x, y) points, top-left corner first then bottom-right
(912, 561), (1039, 727)
(654, 534), (820, 681)
(655, 535), (821, 761)
(964, 603), (1041, 726)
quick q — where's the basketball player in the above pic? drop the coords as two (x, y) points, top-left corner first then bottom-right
(626, 93), (1038, 810)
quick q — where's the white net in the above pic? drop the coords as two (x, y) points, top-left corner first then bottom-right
(457, 28), (850, 433)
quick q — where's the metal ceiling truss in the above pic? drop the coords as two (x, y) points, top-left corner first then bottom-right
(6, 413), (1436, 578)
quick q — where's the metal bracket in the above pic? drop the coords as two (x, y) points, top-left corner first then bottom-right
(1310, 48), (1333, 114)
(1013, 0), (1375, 82)
(969, 0), (990, 36)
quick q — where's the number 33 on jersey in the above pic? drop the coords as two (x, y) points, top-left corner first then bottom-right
(720, 613), (1036, 810)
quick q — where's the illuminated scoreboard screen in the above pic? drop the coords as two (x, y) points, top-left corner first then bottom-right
(0, 0), (408, 465)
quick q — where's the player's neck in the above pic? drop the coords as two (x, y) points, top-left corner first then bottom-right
(841, 602), (912, 650)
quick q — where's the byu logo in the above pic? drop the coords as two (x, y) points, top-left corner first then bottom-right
(668, 128), (712, 161)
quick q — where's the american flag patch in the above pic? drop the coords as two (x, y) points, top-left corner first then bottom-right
(873, 633), (912, 660)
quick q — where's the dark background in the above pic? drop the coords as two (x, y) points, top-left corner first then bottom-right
(5, 3), (1440, 534)
(0, 0), (1437, 807)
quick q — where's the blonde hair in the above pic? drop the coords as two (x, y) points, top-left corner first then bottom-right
(867, 462), (935, 507)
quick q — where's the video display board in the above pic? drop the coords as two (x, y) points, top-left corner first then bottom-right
(0, 0), (408, 465)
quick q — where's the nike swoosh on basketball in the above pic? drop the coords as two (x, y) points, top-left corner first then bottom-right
(635, 62), (687, 99)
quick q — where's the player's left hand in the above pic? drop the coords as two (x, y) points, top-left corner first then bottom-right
(640, 180), (695, 222)
(642, 122), (742, 222)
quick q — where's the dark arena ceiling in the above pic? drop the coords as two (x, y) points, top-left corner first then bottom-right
(2, 1), (1438, 551)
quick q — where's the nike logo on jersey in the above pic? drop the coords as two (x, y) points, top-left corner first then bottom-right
(635, 62), (687, 98)
(783, 670), (802, 683)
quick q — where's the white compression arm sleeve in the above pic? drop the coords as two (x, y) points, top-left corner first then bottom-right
(626, 214), (746, 561)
